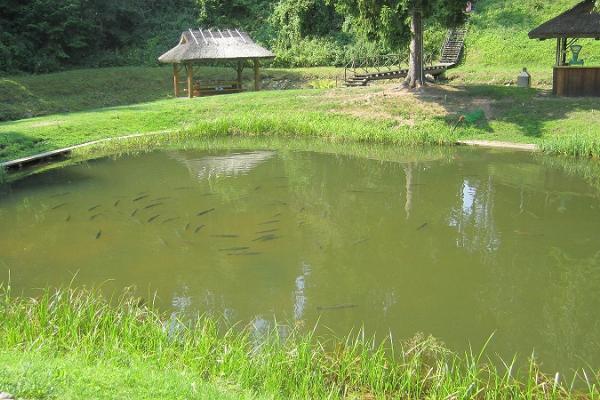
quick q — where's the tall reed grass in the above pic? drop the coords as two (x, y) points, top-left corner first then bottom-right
(0, 285), (598, 399)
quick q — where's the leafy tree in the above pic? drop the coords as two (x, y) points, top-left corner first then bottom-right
(270, 0), (342, 48)
(334, 0), (467, 88)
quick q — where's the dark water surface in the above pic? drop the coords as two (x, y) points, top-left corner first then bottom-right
(1, 144), (600, 373)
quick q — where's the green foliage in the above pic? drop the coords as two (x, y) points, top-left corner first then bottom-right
(0, 0), (197, 73)
(197, 0), (275, 42)
(2, 0), (600, 72)
(332, 0), (467, 52)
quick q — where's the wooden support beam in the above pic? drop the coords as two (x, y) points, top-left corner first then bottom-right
(186, 63), (194, 98)
(253, 59), (261, 91)
(561, 37), (568, 66)
(173, 64), (180, 97)
(237, 60), (244, 89)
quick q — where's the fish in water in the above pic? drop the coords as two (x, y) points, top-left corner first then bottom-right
(51, 203), (67, 210)
(88, 205), (101, 212)
(317, 304), (358, 311)
(254, 186), (262, 190)
(417, 222), (428, 231)
(95, 230), (102, 240)
(227, 252), (261, 256)
(162, 217), (179, 224)
(253, 234), (280, 242)
(352, 238), (369, 245)
(259, 220), (280, 225)
(144, 202), (163, 209)
(211, 234), (239, 238)
(131, 209), (139, 217)
(65, 215), (71, 222)
(513, 230), (544, 237)
(194, 225), (205, 234)
(197, 208), (215, 216)
(219, 247), (250, 252)
(50, 192), (70, 198)
(147, 214), (160, 223)
(90, 213), (102, 221)
(185, 223), (190, 231)
(256, 228), (278, 234)
(133, 194), (150, 202)
(114, 200), (120, 207)
(153, 196), (171, 201)
(271, 212), (282, 218)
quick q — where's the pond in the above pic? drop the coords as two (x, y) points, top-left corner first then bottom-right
(1, 141), (600, 374)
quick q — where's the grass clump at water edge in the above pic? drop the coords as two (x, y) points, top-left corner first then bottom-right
(0, 286), (598, 399)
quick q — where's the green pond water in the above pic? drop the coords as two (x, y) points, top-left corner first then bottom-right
(1, 143), (600, 374)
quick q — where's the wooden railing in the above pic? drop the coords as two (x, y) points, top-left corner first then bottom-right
(344, 52), (437, 81)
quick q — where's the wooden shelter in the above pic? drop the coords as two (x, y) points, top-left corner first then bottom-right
(158, 29), (275, 98)
(529, 0), (600, 96)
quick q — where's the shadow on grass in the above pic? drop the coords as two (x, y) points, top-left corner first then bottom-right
(0, 65), (339, 122)
(413, 83), (599, 139)
(0, 132), (50, 162)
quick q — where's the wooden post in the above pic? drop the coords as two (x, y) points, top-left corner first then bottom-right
(253, 59), (261, 91)
(186, 63), (194, 98)
(236, 60), (244, 89)
(556, 38), (561, 66)
(173, 64), (180, 97)
(561, 37), (568, 66)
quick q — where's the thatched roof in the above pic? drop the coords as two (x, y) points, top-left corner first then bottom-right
(158, 29), (275, 63)
(529, 0), (600, 39)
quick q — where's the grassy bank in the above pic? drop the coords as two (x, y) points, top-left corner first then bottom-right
(2, 77), (600, 164)
(0, 286), (598, 399)
(0, 66), (342, 121)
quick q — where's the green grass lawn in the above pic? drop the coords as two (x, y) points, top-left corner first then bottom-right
(0, 351), (261, 400)
(1, 73), (600, 164)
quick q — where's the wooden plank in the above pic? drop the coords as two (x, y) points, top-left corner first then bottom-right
(237, 61), (244, 89)
(1, 132), (170, 170)
(187, 63), (194, 98)
(173, 64), (180, 97)
(553, 67), (600, 97)
(253, 59), (261, 91)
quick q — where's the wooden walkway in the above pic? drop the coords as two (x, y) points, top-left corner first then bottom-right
(345, 28), (466, 87)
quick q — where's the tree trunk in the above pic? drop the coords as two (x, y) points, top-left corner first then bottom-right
(404, 1), (424, 89)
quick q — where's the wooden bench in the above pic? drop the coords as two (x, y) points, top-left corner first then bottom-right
(193, 80), (245, 97)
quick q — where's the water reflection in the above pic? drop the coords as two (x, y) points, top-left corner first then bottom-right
(170, 151), (275, 180)
(293, 262), (311, 323)
(449, 177), (500, 253)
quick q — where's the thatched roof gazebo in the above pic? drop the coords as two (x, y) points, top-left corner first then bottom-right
(158, 29), (275, 98)
(529, 0), (600, 96)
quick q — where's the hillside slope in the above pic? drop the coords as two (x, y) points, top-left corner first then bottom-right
(464, 0), (600, 66)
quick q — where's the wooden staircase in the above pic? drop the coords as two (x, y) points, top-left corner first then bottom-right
(439, 27), (466, 65)
(344, 27), (467, 87)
